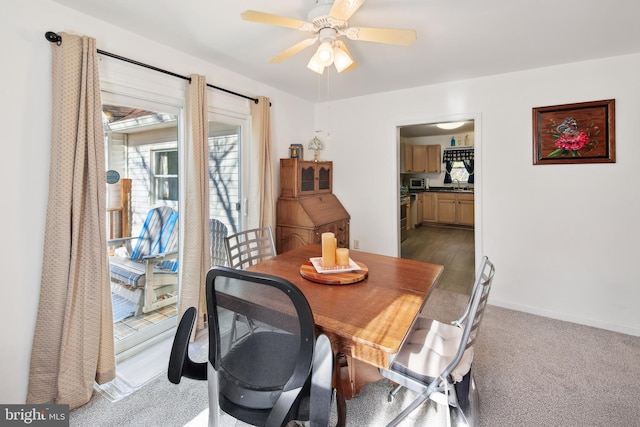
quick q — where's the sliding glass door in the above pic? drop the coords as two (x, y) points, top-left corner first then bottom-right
(102, 92), (182, 358)
(208, 113), (245, 265)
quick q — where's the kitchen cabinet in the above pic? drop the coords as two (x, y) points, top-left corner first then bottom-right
(277, 158), (349, 253)
(412, 145), (427, 172)
(421, 192), (437, 223)
(436, 193), (474, 226)
(425, 145), (442, 174)
(402, 143), (413, 173)
(279, 158), (332, 198)
(404, 144), (442, 173)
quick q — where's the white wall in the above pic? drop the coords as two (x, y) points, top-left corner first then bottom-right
(320, 54), (640, 339)
(1, 0), (314, 404)
(5, 0), (640, 407)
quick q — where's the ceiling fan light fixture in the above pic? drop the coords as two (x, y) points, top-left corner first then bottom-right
(333, 45), (354, 72)
(307, 52), (326, 74)
(242, 0), (417, 73)
(436, 122), (465, 130)
(316, 41), (334, 66)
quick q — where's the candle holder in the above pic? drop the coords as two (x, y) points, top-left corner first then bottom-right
(308, 136), (325, 162)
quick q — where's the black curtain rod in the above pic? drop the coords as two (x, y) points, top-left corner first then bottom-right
(45, 31), (261, 104)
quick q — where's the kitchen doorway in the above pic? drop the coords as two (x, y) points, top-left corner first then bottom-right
(398, 117), (480, 295)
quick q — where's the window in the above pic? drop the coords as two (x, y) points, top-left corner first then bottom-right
(152, 149), (179, 202)
(443, 148), (474, 184)
(450, 161), (470, 183)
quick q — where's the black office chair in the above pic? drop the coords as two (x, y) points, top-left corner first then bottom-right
(168, 266), (335, 427)
(379, 256), (495, 427)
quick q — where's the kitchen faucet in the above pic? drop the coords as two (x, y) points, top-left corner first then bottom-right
(454, 179), (461, 190)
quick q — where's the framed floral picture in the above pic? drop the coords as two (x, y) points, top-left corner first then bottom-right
(532, 99), (615, 165)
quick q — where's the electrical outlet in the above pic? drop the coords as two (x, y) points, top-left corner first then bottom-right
(353, 240), (359, 249)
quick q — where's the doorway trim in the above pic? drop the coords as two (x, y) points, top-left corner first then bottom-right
(394, 112), (483, 272)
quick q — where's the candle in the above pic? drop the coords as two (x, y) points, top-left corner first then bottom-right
(321, 232), (336, 268)
(336, 248), (350, 267)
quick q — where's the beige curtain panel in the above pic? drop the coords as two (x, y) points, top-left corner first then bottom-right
(27, 32), (115, 409)
(178, 74), (210, 333)
(251, 97), (276, 230)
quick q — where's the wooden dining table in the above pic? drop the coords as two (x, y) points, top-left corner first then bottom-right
(246, 244), (444, 400)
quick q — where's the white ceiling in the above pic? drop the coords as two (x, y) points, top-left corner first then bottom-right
(52, 0), (640, 103)
(400, 120), (474, 138)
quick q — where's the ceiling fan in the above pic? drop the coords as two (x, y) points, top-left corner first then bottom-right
(241, 0), (417, 74)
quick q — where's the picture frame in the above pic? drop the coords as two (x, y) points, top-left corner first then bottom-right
(532, 99), (615, 165)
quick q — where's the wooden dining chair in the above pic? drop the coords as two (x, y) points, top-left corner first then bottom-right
(379, 256), (495, 427)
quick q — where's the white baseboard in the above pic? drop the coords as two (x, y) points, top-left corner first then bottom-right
(488, 299), (640, 337)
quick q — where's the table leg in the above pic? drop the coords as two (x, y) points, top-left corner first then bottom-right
(334, 352), (349, 427)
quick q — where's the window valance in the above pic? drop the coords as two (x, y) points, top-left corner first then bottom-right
(443, 148), (474, 162)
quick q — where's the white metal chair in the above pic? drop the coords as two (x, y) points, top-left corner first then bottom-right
(224, 226), (276, 269)
(224, 226), (277, 345)
(379, 256), (495, 427)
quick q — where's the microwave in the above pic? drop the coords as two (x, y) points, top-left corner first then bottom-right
(409, 178), (426, 190)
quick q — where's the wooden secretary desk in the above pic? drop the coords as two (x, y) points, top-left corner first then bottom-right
(276, 158), (350, 253)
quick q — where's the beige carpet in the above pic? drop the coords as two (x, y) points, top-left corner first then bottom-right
(70, 290), (640, 426)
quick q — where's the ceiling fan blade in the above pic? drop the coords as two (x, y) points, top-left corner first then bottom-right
(241, 10), (309, 30)
(345, 26), (417, 45)
(334, 40), (357, 72)
(269, 37), (318, 63)
(329, 0), (367, 22)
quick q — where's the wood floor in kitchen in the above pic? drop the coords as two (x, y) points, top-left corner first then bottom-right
(401, 224), (475, 295)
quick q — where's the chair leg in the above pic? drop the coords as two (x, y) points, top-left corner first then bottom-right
(454, 371), (471, 409)
(228, 313), (257, 348)
(388, 384), (403, 402)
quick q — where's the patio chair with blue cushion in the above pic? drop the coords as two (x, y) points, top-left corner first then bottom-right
(109, 206), (179, 316)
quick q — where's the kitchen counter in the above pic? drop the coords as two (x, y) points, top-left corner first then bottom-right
(411, 187), (474, 194)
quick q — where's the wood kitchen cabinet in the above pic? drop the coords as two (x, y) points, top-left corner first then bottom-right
(404, 144), (442, 173)
(280, 158), (332, 198)
(277, 158), (350, 253)
(425, 145), (442, 174)
(457, 194), (475, 226)
(402, 143), (414, 173)
(412, 145), (427, 172)
(421, 192), (437, 223)
(415, 193), (423, 226)
(401, 142), (411, 173)
(436, 193), (474, 226)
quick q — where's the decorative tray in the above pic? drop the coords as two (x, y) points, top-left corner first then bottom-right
(309, 257), (360, 274)
(300, 260), (368, 285)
